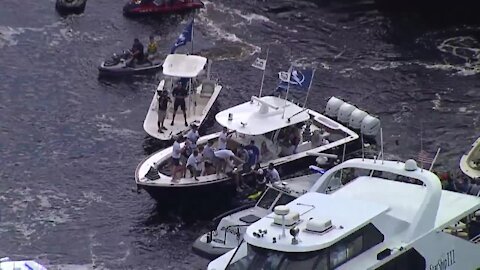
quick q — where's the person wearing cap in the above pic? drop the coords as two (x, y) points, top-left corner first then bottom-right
(157, 90), (170, 133)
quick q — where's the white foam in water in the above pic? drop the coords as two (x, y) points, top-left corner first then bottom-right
(0, 26), (23, 48)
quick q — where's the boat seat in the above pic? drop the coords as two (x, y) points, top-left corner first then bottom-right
(200, 80), (215, 97)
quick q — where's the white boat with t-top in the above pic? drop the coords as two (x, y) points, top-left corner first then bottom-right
(209, 157), (480, 270)
(135, 94), (381, 200)
(0, 257), (47, 270)
(460, 136), (480, 179)
(143, 54), (222, 141)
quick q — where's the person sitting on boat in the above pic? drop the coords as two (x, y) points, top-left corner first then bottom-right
(185, 124), (200, 148)
(157, 90), (170, 133)
(129, 38), (145, 67)
(218, 126), (235, 150)
(171, 136), (185, 181)
(265, 163), (280, 184)
(171, 81), (188, 127)
(201, 140), (216, 176)
(146, 35), (159, 63)
(186, 149), (201, 180)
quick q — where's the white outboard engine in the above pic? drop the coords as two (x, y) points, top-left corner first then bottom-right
(337, 103), (356, 124)
(349, 109), (368, 130)
(361, 115), (381, 143)
(325, 97), (345, 119)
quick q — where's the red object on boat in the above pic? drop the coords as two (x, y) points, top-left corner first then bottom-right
(123, 0), (204, 16)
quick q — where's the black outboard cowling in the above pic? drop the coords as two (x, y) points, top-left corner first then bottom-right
(55, 0), (87, 15)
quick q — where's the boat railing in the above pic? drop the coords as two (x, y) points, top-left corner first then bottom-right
(471, 233), (480, 244)
(212, 224), (250, 246)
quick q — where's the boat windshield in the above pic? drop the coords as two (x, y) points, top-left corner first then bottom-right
(256, 188), (280, 209)
(226, 242), (328, 270)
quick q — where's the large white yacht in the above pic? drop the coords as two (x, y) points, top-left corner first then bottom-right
(143, 54), (222, 141)
(208, 158), (480, 269)
(192, 163), (343, 260)
(135, 95), (380, 200)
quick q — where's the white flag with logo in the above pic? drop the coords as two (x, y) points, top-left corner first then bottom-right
(252, 57), (267, 71)
(278, 71), (290, 82)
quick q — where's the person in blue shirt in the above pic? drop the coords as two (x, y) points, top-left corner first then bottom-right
(244, 140), (259, 167)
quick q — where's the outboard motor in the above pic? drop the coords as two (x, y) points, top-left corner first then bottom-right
(360, 115), (381, 144)
(348, 109), (368, 131)
(337, 103), (356, 124)
(325, 97), (345, 119)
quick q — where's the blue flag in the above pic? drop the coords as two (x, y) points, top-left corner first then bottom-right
(277, 67), (314, 92)
(171, 19), (193, 54)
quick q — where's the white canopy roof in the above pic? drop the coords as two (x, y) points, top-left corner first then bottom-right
(162, 54), (207, 78)
(215, 96), (311, 135)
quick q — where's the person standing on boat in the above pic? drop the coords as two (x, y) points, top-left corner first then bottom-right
(265, 163), (280, 184)
(218, 126), (235, 150)
(171, 81), (188, 127)
(171, 136), (185, 181)
(185, 124), (200, 148)
(157, 90), (170, 133)
(202, 140), (216, 175)
(186, 149), (201, 180)
(214, 149), (244, 175)
(244, 140), (260, 167)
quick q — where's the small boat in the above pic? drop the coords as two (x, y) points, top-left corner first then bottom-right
(192, 162), (341, 260)
(460, 137), (480, 179)
(123, 0), (204, 17)
(98, 50), (163, 77)
(209, 158), (480, 269)
(55, 0), (87, 15)
(143, 54), (222, 141)
(135, 95), (380, 201)
(0, 257), (47, 270)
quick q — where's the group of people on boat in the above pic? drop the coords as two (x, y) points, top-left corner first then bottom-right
(169, 126), (281, 192)
(128, 36), (160, 67)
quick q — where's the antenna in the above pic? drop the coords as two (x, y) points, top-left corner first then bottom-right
(361, 132), (365, 161)
(258, 47), (269, 98)
(380, 127), (384, 164)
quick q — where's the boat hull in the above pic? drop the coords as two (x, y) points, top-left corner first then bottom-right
(123, 0), (204, 17)
(55, 0), (87, 15)
(98, 62), (162, 77)
(460, 137), (480, 179)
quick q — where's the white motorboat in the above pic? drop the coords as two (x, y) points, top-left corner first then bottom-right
(192, 163), (343, 260)
(0, 257), (47, 270)
(208, 158), (480, 270)
(135, 95), (380, 200)
(460, 137), (480, 179)
(143, 54), (222, 141)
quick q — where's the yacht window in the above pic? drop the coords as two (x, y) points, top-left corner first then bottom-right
(330, 243), (347, 267)
(256, 188), (280, 209)
(375, 248), (426, 270)
(273, 193), (296, 208)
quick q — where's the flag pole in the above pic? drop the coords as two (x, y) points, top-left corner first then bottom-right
(429, 148), (441, 171)
(303, 68), (316, 108)
(190, 18), (194, 54)
(258, 47), (269, 98)
(282, 65), (293, 119)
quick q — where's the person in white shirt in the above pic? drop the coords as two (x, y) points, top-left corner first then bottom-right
(185, 125), (200, 148)
(265, 163), (280, 183)
(201, 140), (215, 175)
(217, 127), (234, 150)
(171, 136), (185, 181)
(186, 149), (201, 180)
(214, 149), (243, 176)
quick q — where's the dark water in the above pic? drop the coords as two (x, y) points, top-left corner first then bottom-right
(1, 0), (479, 269)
